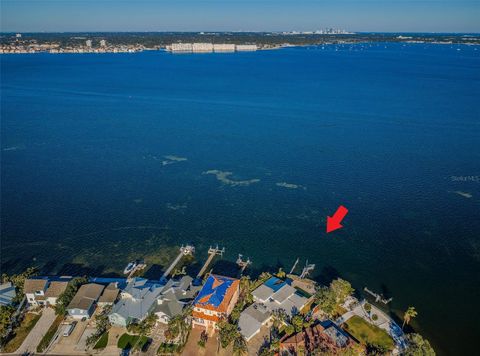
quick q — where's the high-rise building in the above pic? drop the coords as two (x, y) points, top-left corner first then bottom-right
(100, 40), (106, 47)
(85, 40), (92, 47)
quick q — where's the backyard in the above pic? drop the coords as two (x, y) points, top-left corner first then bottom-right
(343, 316), (394, 351)
(2, 313), (41, 353)
(117, 333), (149, 351)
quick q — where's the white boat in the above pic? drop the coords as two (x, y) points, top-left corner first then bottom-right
(123, 261), (138, 274)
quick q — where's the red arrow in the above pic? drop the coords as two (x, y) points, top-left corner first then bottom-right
(326, 205), (349, 233)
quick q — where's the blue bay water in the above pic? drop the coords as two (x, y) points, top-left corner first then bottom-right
(1, 43), (479, 355)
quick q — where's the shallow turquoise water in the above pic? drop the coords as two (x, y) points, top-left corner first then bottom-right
(1, 43), (479, 354)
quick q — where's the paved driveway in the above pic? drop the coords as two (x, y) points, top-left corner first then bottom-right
(16, 307), (56, 354)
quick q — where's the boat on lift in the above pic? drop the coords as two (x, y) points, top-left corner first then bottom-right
(123, 260), (139, 274)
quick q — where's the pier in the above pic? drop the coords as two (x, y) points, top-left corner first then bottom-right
(289, 257), (300, 274)
(161, 245), (195, 282)
(236, 254), (252, 275)
(299, 260), (315, 279)
(364, 287), (393, 304)
(196, 245), (225, 279)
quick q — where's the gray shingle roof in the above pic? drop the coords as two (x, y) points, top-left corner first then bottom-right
(109, 278), (163, 322)
(67, 283), (104, 311)
(24, 278), (48, 294)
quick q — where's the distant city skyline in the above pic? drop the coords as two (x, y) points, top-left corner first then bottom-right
(1, 0), (479, 33)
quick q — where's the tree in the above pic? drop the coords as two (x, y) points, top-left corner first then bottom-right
(218, 320), (238, 348)
(127, 312), (157, 336)
(232, 332), (248, 356)
(166, 311), (189, 345)
(284, 324), (295, 336)
(366, 342), (390, 355)
(404, 333), (435, 356)
(364, 303), (372, 313)
(230, 306), (241, 323)
(276, 268), (286, 279)
(238, 276), (253, 307)
(197, 331), (208, 348)
(55, 276), (88, 315)
(314, 286), (337, 317)
(269, 337), (280, 352)
(258, 272), (272, 284)
(259, 346), (275, 356)
(86, 305), (112, 347)
(271, 309), (287, 330)
(330, 278), (354, 304)
(0, 305), (15, 339)
(291, 315), (305, 333)
(403, 307), (418, 329)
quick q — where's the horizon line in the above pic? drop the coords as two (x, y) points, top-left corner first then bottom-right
(1, 31), (479, 35)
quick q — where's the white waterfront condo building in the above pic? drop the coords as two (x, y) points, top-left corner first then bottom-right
(169, 43), (257, 53)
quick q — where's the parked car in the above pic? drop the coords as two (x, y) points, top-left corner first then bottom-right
(63, 321), (77, 337)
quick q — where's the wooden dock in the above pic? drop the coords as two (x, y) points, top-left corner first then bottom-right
(236, 254), (252, 275)
(364, 287), (393, 304)
(196, 245), (224, 279)
(161, 244), (195, 282)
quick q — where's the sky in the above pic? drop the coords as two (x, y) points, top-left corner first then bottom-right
(1, 0), (479, 33)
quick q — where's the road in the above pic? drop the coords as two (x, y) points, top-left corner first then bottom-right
(16, 307), (56, 354)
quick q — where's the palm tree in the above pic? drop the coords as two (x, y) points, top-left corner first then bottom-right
(167, 308), (191, 345)
(271, 309), (287, 330)
(402, 306), (418, 329)
(239, 276), (251, 304)
(233, 332), (248, 356)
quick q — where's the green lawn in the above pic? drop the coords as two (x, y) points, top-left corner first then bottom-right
(3, 313), (41, 353)
(37, 314), (64, 352)
(343, 315), (394, 351)
(136, 335), (150, 351)
(93, 331), (109, 349)
(117, 333), (140, 349)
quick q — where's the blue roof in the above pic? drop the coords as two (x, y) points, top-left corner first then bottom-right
(194, 274), (237, 309)
(264, 276), (287, 292)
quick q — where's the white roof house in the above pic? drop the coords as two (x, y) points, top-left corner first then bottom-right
(239, 277), (309, 341)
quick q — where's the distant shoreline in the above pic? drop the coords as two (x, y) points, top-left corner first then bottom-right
(2, 32), (479, 54)
(1, 41), (479, 55)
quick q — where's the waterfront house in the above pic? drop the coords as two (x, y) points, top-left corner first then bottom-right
(97, 282), (120, 307)
(192, 274), (239, 335)
(279, 321), (352, 355)
(0, 282), (16, 306)
(44, 280), (70, 306)
(24, 277), (71, 307)
(108, 277), (163, 327)
(238, 276), (309, 341)
(24, 277), (49, 307)
(66, 283), (104, 319)
(154, 275), (200, 324)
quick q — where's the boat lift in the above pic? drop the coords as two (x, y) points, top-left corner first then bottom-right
(364, 287), (393, 304)
(299, 260), (315, 279)
(196, 245), (225, 279)
(236, 254), (252, 275)
(161, 244), (195, 282)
